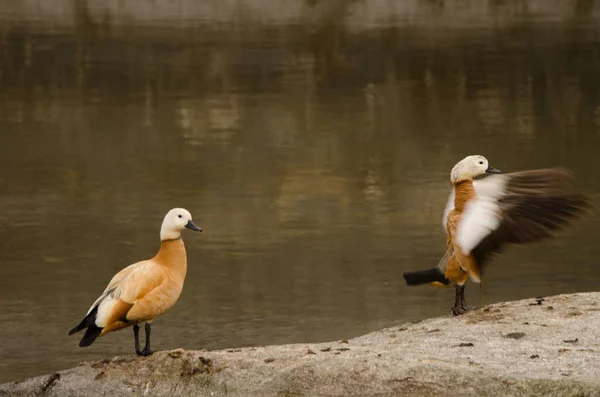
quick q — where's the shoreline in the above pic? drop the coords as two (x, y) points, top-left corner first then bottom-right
(3, 292), (600, 396)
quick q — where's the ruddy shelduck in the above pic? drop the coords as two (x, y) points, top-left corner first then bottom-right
(403, 155), (590, 315)
(69, 208), (202, 356)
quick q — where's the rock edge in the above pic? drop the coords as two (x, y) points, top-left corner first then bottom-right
(2, 292), (600, 397)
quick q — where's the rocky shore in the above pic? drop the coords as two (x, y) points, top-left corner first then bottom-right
(2, 292), (599, 397)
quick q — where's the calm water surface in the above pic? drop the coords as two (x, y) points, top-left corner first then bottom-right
(1, 0), (600, 382)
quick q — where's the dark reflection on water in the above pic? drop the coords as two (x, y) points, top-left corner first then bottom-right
(1, 0), (600, 382)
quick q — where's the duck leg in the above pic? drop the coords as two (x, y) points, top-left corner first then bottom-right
(140, 323), (153, 356)
(452, 284), (474, 315)
(459, 285), (477, 312)
(133, 323), (153, 356)
(133, 324), (143, 355)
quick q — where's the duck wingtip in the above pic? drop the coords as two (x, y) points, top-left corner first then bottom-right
(79, 325), (102, 347)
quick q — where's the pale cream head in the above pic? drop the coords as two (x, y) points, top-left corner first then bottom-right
(160, 208), (202, 241)
(450, 155), (501, 183)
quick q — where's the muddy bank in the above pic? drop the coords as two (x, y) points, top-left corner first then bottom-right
(2, 292), (600, 397)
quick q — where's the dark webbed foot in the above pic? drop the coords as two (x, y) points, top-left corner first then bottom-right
(451, 284), (475, 316)
(139, 347), (153, 356)
(452, 304), (476, 316)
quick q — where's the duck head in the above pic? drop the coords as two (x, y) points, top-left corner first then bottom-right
(160, 208), (202, 241)
(450, 155), (501, 183)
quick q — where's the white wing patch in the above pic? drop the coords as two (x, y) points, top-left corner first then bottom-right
(95, 296), (119, 327)
(470, 175), (507, 199)
(456, 197), (502, 254)
(442, 175), (507, 230)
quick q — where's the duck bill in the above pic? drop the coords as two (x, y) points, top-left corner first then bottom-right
(185, 220), (202, 232)
(485, 167), (501, 174)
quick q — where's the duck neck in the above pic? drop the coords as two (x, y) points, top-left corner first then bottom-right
(453, 180), (476, 212)
(154, 238), (187, 280)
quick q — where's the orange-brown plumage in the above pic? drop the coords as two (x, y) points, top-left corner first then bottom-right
(69, 208), (202, 355)
(445, 179), (481, 284)
(403, 155), (591, 315)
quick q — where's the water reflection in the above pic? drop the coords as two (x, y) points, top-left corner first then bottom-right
(1, 0), (600, 383)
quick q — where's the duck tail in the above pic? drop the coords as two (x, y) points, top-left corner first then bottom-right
(68, 306), (103, 347)
(403, 268), (450, 286)
(79, 325), (102, 347)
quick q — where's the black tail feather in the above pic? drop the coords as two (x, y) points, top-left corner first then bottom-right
(403, 268), (450, 286)
(79, 325), (102, 347)
(68, 306), (98, 335)
(68, 306), (103, 347)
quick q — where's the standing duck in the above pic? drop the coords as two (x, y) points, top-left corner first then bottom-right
(68, 208), (202, 355)
(403, 155), (591, 315)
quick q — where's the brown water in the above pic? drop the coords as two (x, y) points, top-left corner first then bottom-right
(1, 0), (600, 383)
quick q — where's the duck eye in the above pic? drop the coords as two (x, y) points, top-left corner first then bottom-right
(479, 161), (483, 165)
(178, 215), (183, 218)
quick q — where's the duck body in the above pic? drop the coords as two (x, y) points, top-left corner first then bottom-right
(93, 239), (186, 335)
(441, 180), (477, 288)
(69, 208), (202, 355)
(403, 156), (590, 315)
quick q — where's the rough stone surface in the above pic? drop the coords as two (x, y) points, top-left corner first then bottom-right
(2, 293), (600, 397)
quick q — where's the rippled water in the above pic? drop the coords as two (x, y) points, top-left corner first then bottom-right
(1, 0), (600, 382)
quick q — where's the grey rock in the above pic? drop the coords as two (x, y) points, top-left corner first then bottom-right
(2, 293), (600, 397)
